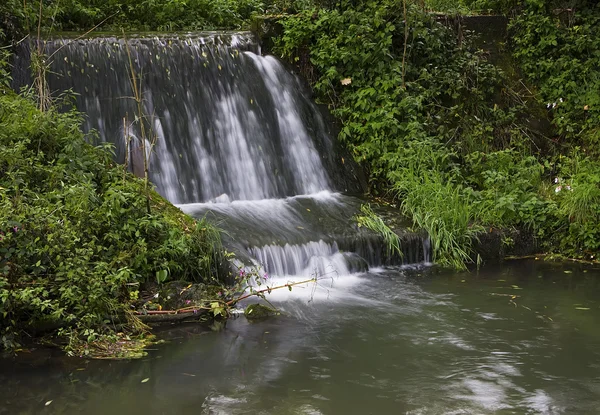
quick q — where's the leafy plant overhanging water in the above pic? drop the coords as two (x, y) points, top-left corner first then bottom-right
(3, 0), (600, 356)
(0, 89), (228, 352)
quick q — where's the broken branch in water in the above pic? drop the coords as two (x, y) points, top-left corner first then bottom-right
(227, 277), (317, 305)
(135, 277), (318, 316)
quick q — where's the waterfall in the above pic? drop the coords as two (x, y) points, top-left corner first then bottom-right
(18, 33), (344, 204)
(16, 32), (430, 279)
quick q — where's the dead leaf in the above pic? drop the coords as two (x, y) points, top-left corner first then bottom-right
(341, 77), (352, 86)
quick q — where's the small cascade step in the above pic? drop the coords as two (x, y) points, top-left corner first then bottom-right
(246, 234), (430, 279)
(248, 240), (365, 277)
(181, 192), (430, 277)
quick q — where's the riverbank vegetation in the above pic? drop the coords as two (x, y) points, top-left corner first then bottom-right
(2, 0), (600, 353)
(1, 0), (263, 32)
(0, 16), (230, 351)
(0, 0), (335, 33)
(272, 0), (600, 268)
(0, 86), (228, 351)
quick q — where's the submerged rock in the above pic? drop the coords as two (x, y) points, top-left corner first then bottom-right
(244, 303), (278, 321)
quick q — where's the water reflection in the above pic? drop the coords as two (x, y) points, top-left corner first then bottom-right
(2, 260), (600, 414)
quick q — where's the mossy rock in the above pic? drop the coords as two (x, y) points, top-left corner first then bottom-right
(244, 303), (278, 321)
(158, 281), (223, 310)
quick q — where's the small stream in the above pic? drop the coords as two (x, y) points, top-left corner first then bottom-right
(3, 260), (600, 414)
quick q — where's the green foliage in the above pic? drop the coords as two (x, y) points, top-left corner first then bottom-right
(463, 150), (544, 226)
(456, 0), (518, 13)
(355, 204), (402, 258)
(262, 0), (317, 14)
(0, 92), (223, 350)
(0, 49), (10, 93)
(425, 0), (469, 13)
(275, 1), (550, 268)
(511, 3), (600, 149)
(506, 3), (600, 259)
(0, 0), (265, 33)
(396, 173), (483, 269)
(551, 152), (600, 256)
(0, 0), (35, 35)
(273, 0), (600, 267)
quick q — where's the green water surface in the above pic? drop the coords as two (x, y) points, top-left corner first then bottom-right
(2, 260), (600, 414)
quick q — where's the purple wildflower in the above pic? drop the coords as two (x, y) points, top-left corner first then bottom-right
(185, 300), (191, 305)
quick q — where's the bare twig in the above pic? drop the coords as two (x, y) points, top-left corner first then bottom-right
(47, 12), (119, 62)
(228, 278), (317, 305)
(33, 0), (50, 111)
(134, 278), (318, 316)
(0, 35), (30, 49)
(36, 0), (42, 52)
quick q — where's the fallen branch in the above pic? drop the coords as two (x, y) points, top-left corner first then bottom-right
(137, 313), (208, 324)
(504, 254), (544, 260)
(227, 278), (317, 305)
(134, 278), (318, 316)
(134, 307), (209, 316)
(505, 253), (600, 266)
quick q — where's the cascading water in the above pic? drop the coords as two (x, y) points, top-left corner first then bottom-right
(16, 32), (430, 283)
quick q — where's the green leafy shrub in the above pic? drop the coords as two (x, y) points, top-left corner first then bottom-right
(0, 92), (223, 350)
(463, 150), (544, 226)
(506, 2), (600, 259)
(425, 0), (469, 13)
(511, 3), (600, 150)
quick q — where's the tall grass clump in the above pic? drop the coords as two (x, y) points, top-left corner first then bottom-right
(394, 173), (484, 270)
(356, 204), (403, 259)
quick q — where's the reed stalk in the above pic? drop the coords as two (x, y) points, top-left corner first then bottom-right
(123, 32), (159, 215)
